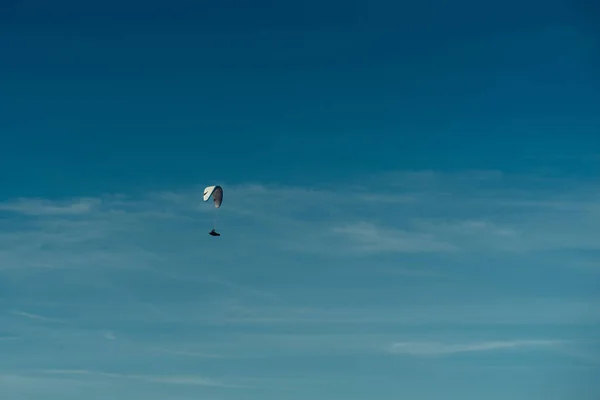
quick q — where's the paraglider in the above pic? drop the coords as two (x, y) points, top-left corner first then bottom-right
(203, 185), (223, 236)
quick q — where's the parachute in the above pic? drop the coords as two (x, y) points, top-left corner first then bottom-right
(203, 185), (223, 208)
(203, 185), (223, 235)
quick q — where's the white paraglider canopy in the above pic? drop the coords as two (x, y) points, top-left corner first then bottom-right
(203, 185), (223, 208)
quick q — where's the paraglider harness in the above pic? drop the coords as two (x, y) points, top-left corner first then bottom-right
(209, 229), (220, 236)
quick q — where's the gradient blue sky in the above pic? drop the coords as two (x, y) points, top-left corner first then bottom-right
(1, 0), (599, 399)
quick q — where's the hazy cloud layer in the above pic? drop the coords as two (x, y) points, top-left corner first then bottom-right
(1, 170), (599, 398)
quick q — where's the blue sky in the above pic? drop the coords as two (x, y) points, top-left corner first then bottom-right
(1, 0), (599, 399)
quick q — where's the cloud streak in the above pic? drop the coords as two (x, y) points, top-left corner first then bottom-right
(38, 369), (242, 388)
(331, 222), (457, 253)
(9, 310), (64, 324)
(0, 198), (99, 216)
(389, 339), (566, 356)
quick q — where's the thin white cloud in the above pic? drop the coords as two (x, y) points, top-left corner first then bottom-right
(355, 193), (418, 203)
(103, 331), (116, 340)
(331, 222), (457, 253)
(111, 332), (579, 361)
(141, 298), (600, 327)
(39, 369), (243, 388)
(148, 346), (227, 358)
(0, 372), (89, 392)
(9, 310), (64, 323)
(389, 339), (565, 356)
(0, 198), (99, 215)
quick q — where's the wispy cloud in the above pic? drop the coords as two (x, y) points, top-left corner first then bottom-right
(0, 198), (99, 215)
(85, 297), (596, 330)
(389, 339), (565, 356)
(9, 310), (64, 324)
(331, 222), (457, 253)
(147, 345), (230, 359)
(39, 369), (244, 388)
(214, 300), (600, 326)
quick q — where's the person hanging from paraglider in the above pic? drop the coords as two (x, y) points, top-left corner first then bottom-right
(203, 185), (223, 237)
